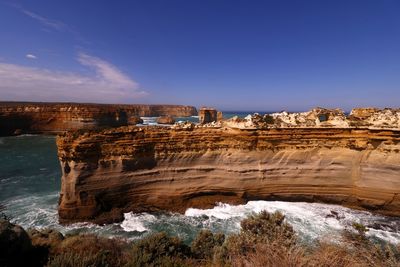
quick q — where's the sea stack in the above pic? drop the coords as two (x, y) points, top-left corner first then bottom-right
(199, 107), (222, 124)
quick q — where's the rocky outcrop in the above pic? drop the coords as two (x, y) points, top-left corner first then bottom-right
(222, 107), (400, 129)
(57, 119), (400, 223)
(128, 116), (144, 125)
(0, 102), (197, 136)
(0, 219), (34, 266)
(156, 116), (175, 124)
(349, 108), (400, 128)
(199, 107), (219, 124)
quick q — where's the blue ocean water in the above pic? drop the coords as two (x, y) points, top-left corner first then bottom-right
(1, 116), (400, 244)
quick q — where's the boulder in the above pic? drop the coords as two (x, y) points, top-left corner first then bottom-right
(0, 219), (33, 266)
(28, 228), (64, 251)
(128, 116), (144, 125)
(157, 116), (175, 124)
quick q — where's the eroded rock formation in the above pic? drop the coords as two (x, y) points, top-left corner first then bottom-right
(199, 107), (223, 124)
(57, 108), (400, 223)
(221, 107), (400, 129)
(156, 116), (175, 124)
(0, 102), (197, 136)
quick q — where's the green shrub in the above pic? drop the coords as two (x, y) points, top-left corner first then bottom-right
(128, 232), (190, 267)
(215, 210), (297, 266)
(352, 222), (368, 236)
(227, 210), (295, 254)
(240, 210), (295, 243)
(46, 251), (109, 267)
(49, 234), (130, 267)
(190, 229), (225, 259)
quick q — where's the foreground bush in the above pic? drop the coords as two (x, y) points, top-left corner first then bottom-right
(191, 229), (225, 260)
(46, 234), (130, 267)
(218, 210), (300, 266)
(2, 210), (400, 266)
(128, 232), (191, 267)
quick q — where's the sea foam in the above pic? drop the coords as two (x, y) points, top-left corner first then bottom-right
(185, 201), (400, 244)
(121, 212), (157, 232)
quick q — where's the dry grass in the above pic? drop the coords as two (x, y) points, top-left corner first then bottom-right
(230, 242), (307, 267)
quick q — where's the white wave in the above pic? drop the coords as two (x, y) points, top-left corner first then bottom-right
(7, 194), (59, 229)
(121, 212), (157, 232)
(15, 134), (38, 137)
(191, 116), (199, 118)
(368, 229), (400, 244)
(185, 201), (400, 244)
(140, 117), (159, 125)
(5, 191), (400, 245)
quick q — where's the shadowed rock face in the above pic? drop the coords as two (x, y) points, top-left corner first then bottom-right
(57, 124), (400, 224)
(0, 102), (197, 136)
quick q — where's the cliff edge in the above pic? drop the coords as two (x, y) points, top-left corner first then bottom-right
(57, 107), (400, 223)
(0, 102), (197, 136)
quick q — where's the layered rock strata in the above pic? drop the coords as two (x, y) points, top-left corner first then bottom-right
(57, 123), (400, 223)
(0, 102), (197, 136)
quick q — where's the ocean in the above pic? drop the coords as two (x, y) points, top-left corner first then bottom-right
(1, 113), (400, 245)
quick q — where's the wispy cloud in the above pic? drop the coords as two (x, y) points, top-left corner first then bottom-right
(0, 53), (148, 103)
(7, 2), (70, 32)
(21, 9), (68, 32)
(26, 54), (37, 59)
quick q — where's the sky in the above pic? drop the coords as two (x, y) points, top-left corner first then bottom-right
(0, 0), (400, 111)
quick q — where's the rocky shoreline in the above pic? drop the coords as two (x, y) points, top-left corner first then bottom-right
(57, 107), (400, 224)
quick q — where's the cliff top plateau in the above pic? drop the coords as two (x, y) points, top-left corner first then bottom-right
(57, 107), (400, 224)
(197, 107), (400, 130)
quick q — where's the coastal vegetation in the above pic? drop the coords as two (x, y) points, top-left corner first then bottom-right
(1, 210), (400, 267)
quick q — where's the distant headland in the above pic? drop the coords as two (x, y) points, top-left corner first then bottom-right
(0, 101), (197, 136)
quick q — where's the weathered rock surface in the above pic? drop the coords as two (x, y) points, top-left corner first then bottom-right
(222, 107), (400, 130)
(156, 116), (175, 124)
(199, 107), (218, 124)
(57, 121), (400, 223)
(0, 219), (33, 266)
(128, 116), (144, 125)
(0, 102), (197, 136)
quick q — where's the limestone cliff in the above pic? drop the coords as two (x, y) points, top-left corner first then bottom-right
(57, 121), (400, 223)
(0, 102), (197, 136)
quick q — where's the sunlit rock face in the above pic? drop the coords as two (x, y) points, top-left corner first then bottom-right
(349, 108), (400, 128)
(0, 102), (197, 136)
(57, 108), (400, 223)
(199, 107), (219, 124)
(221, 107), (400, 130)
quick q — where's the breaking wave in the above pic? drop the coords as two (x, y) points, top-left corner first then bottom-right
(3, 135), (400, 245)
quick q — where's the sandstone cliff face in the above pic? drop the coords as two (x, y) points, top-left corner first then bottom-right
(0, 102), (197, 136)
(57, 125), (400, 223)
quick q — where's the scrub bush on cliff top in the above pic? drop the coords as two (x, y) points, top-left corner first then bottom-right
(46, 234), (130, 267)
(128, 232), (191, 267)
(191, 229), (225, 260)
(213, 210), (299, 266)
(226, 210), (296, 253)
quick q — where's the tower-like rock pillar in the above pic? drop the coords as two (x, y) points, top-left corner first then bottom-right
(199, 107), (222, 124)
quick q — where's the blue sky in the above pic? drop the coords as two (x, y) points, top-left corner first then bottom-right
(0, 0), (399, 111)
